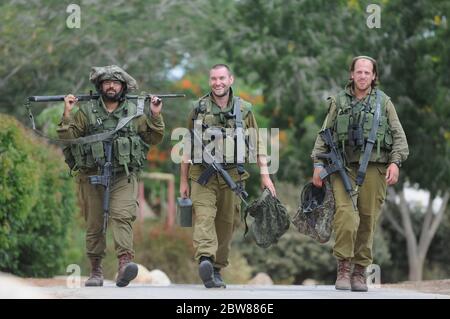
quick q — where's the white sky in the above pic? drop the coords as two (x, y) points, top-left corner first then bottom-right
(403, 187), (443, 213)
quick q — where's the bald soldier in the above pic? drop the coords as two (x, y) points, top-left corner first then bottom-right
(311, 56), (409, 292)
(57, 65), (165, 287)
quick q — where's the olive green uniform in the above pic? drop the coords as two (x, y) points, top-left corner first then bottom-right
(57, 97), (164, 259)
(187, 90), (265, 268)
(311, 85), (409, 267)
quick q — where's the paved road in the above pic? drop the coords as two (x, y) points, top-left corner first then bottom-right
(37, 283), (449, 299)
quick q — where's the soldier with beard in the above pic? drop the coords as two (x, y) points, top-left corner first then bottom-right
(57, 65), (165, 287)
(311, 56), (409, 291)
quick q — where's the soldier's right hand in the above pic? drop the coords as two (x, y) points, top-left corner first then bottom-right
(63, 94), (78, 117)
(312, 167), (324, 188)
(180, 180), (190, 199)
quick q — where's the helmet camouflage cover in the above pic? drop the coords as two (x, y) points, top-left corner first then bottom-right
(89, 65), (138, 92)
(245, 188), (290, 248)
(292, 179), (335, 243)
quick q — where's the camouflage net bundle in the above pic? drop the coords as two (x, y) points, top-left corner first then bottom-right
(245, 188), (290, 248)
(292, 180), (335, 244)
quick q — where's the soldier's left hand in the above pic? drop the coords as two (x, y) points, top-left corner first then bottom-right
(261, 175), (277, 197)
(386, 163), (399, 185)
(150, 95), (162, 116)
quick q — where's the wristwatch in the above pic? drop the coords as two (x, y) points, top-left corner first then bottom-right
(392, 160), (402, 168)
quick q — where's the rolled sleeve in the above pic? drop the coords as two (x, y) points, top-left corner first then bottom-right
(56, 111), (86, 139)
(311, 98), (337, 165)
(245, 110), (267, 157)
(137, 113), (165, 145)
(386, 100), (409, 163)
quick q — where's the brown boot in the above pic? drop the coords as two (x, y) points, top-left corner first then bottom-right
(85, 257), (104, 287)
(351, 264), (368, 292)
(335, 259), (351, 290)
(116, 252), (138, 287)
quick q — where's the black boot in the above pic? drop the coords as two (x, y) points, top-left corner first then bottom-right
(199, 256), (222, 288)
(116, 252), (138, 287)
(213, 267), (226, 288)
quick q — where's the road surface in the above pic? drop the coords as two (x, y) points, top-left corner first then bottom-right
(34, 283), (450, 299)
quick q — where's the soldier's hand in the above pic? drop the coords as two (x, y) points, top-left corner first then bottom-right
(261, 175), (276, 197)
(63, 94), (78, 117)
(180, 180), (190, 199)
(312, 167), (324, 188)
(150, 95), (162, 116)
(386, 163), (399, 185)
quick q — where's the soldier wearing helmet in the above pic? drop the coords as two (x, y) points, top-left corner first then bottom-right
(57, 65), (165, 287)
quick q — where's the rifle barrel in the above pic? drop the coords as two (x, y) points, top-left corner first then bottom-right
(28, 93), (186, 103)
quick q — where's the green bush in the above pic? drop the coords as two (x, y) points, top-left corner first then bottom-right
(237, 222), (392, 285)
(235, 229), (336, 284)
(0, 114), (78, 277)
(133, 222), (198, 284)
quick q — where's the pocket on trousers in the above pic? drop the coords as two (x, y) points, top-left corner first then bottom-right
(376, 165), (387, 176)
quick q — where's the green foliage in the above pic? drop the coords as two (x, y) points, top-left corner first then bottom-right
(204, 0), (449, 282)
(235, 225), (392, 284)
(380, 204), (450, 283)
(35, 103), (69, 139)
(208, 0), (450, 191)
(380, 0), (450, 192)
(132, 222), (198, 284)
(0, 113), (78, 276)
(235, 230), (336, 284)
(1, 0), (449, 283)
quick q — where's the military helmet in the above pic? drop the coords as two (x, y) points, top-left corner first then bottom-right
(301, 182), (326, 214)
(245, 188), (290, 248)
(89, 65), (138, 93)
(292, 180), (335, 243)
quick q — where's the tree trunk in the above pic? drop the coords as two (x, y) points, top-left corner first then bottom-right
(386, 187), (449, 282)
(409, 258), (424, 281)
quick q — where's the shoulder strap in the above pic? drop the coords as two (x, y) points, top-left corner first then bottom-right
(233, 97), (245, 175)
(192, 97), (208, 121)
(355, 89), (382, 187)
(114, 97), (143, 132)
(40, 98), (145, 145)
(335, 91), (350, 113)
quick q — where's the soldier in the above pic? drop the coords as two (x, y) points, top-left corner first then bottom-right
(311, 56), (409, 292)
(179, 64), (276, 288)
(57, 65), (165, 287)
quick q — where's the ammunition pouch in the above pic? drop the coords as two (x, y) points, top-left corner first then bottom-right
(334, 91), (393, 154)
(62, 136), (148, 174)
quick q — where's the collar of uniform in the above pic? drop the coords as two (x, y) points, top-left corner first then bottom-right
(98, 96), (127, 119)
(344, 83), (377, 102)
(208, 87), (235, 113)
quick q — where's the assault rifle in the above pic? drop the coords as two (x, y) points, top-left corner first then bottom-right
(88, 140), (113, 234)
(191, 125), (249, 205)
(317, 128), (357, 210)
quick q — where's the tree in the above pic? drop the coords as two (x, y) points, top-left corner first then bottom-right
(384, 188), (449, 281)
(378, 0), (450, 281)
(208, 0), (450, 281)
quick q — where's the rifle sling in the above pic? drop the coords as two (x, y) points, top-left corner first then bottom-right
(355, 89), (381, 186)
(27, 97), (145, 145)
(233, 97), (246, 175)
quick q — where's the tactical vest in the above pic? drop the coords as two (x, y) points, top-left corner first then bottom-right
(192, 96), (251, 165)
(333, 89), (393, 160)
(63, 100), (149, 174)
